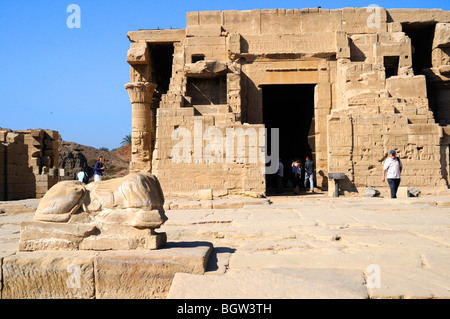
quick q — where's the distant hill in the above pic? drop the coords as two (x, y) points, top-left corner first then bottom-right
(58, 139), (131, 182)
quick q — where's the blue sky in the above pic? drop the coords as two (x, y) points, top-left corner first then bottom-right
(1, 0), (449, 150)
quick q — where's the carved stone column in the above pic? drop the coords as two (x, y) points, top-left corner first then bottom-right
(125, 81), (157, 172)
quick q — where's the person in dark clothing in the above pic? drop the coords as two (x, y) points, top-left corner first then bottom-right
(291, 158), (302, 195)
(94, 156), (105, 182)
(304, 156), (314, 192)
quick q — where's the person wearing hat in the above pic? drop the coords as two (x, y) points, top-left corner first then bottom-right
(382, 150), (403, 198)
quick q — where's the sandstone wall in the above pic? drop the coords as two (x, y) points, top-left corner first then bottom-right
(126, 7), (450, 196)
(152, 108), (265, 197)
(0, 129), (59, 200)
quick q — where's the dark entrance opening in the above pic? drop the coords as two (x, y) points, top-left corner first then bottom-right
(191, 54), (205, 63)
(149, 43), (174, 94)
(384, 56), (399, 78)
(402, 23), (437, 119)
(147, 43), (174, 157)
(262, 84), (315, 194)
(402, 23), (435, 76)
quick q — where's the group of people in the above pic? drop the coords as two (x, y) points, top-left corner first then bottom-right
(275, 156), (315, 195)
(77, 151), (403, 198)
(275, 149), (403, 199)
(290, 156), (315, 195)
(76, 156), (106, 184)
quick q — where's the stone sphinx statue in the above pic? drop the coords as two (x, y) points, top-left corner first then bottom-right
(19, 172), (168, 251)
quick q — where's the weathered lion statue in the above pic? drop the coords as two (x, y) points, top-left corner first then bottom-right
(34, 172), (167, 227)
(19, 172), (168, 251)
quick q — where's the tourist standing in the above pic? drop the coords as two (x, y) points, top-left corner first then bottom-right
(94, 156), (105, 182)
(304, 156), (314, 192)
(77, 168), (88, 184)
(291, 158), (302, 195)
(382, 150), (402, 198)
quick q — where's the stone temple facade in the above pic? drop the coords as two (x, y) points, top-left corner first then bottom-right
(125, 7), (450, 198)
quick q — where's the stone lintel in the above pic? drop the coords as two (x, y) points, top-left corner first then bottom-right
(127, 29), (186, 43)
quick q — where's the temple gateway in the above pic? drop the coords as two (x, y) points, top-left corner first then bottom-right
(124, 7), (450, 198)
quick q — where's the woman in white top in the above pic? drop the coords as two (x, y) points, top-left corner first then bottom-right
(382, 150), (403, 198)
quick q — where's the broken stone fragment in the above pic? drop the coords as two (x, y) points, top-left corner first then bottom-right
(364, 188), (380, 197)
(439, 65), (450, 75)
(127, 46), (149, 65)
(408, 188), (421, 197)
(432, 23), (450, 49)
(184, 60), (228, 78)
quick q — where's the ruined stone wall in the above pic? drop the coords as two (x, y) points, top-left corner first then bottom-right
(0, 129), (59, 200)
(328, 99), (445, 195)
(328, 9), (450, 195)
(126, 24), (266, 197)
(150, 37), (266, 197)
(153, 108), (265, 197)
(126, 7), (450, 197)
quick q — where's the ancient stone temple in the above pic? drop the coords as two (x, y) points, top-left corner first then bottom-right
(0, 128), (59, 200)
(125, 7), (450, 197)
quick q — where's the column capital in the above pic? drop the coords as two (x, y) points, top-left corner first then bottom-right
(125, 82), (157, 104)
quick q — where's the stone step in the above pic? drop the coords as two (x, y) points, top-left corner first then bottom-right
(167, 268), (369, 299)
(1, 243), (213, 299)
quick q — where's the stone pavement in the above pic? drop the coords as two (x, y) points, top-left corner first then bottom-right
(1, 192), (450, 299)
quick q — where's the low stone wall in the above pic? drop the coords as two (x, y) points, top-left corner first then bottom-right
(0, 243), (212, 299)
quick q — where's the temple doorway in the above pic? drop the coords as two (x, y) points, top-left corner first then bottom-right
(262, 84), (315, 194)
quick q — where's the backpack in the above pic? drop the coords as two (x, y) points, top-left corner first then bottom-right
(82, 172), (89, 184)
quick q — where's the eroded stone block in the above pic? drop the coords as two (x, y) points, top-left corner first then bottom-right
(2, 251), (96, 299)
(94, 243), (212, 298)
